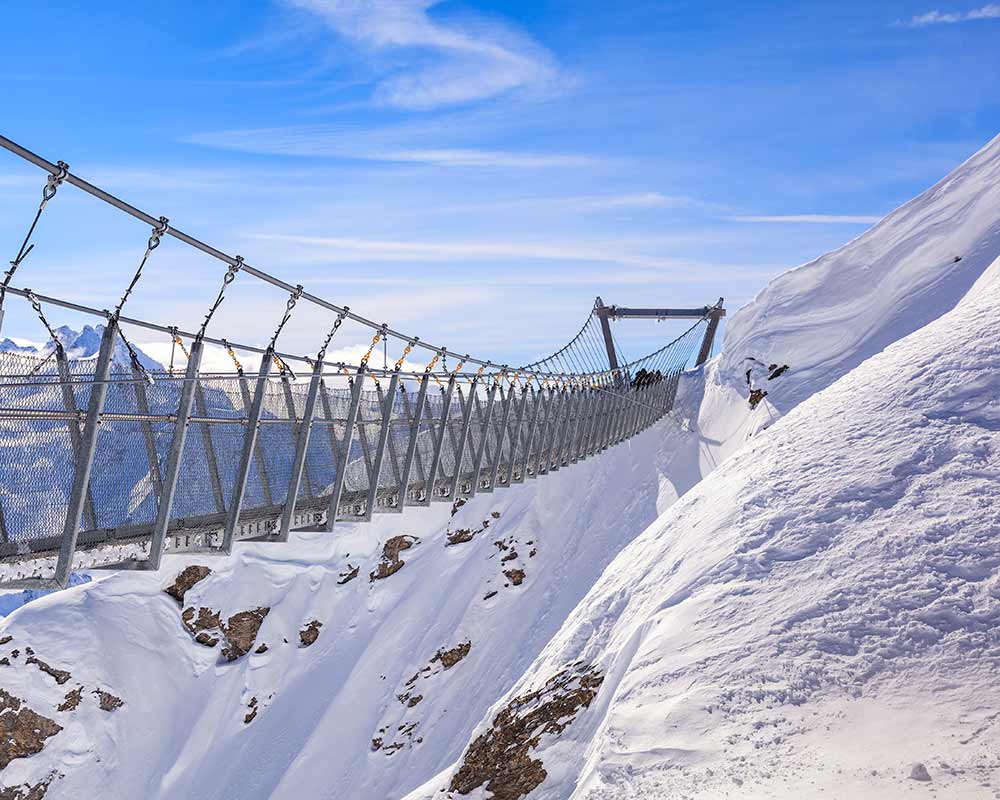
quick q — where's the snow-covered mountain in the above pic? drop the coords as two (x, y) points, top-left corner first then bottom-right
(0, 324), (163, 372)
(0, 132), (997, 800)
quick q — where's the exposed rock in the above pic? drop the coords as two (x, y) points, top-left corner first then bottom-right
(446, 528), (475, 546)
(221, 608), (270, 662)
(451, 498), (467, 517)
(449, 663), (604, 799)
(0, 774), (56, 800)
(57, 687), (83, 713)
(909, 762), (932, 782)
(370, 536), (418, 581)
(25, 654), (71, 685)
(483, 591), (498, 601)
(244, 697), (258, 725)
(490, 511), (501, 519)
(163, 565), (212, 604)
(0, 636), (11, 646)
(337, 564), (359, 585)
(0, 689), (63, 770)
(254, 643), (269, 654)
(92, 689), (123, 713)
(768, 364), (789, 380)
(406, 695), (423, 708)
(182, 607), (221, 648)
(504, 569), (525, 587)
(432, 641), (471, 670)
(500, 550), (518, 564)
(371, 738), (383, 752)
(299, 620), (323, 648)
(748, 388), (768, 409)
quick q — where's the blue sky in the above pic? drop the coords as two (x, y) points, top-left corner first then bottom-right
(1, 0), (998, 370)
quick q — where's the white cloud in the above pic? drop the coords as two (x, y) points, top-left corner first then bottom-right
(727, 214), (882, 224)
(184, 125), (594, 169)
(285, 0), (563, 109)
(898, 3), (1000, 26)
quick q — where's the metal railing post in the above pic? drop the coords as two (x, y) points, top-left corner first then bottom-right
(55, 346), (97, 531)
(236, 369), (274, 509)
(54, 321), (117, 587)
(421, 377), (455, 505)
(146, 338), (204, 570)
(515, 386), (540, 483)
(282, 373), (312, 501)
(194, 381), (226, 514)
(538, 387), (564, 475)
(378, 380), (404, 498)
(132, 364), (163, 503)
(221, 353), (272, 553)
(501, 385), (529, 485)
(467, 379), (498, 498)
(397, 374), (429, 510)
(325, 368), (365, 531)
(364, 371), (399, 520)
(487, 383), (514, 492)
(278, 359), (323, 541)
(450, 379), (478, 499)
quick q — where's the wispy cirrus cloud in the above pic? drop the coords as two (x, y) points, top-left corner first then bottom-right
(184, 124), (597, 168)
(727, 214), (882, 224)
(284, 0), (565, 109)
(896, 3), (1000, 26)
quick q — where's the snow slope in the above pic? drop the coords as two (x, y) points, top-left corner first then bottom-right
(409, 258), (1000, 799)
(0, 133), (998, 800)
(0, 376), (707, 800)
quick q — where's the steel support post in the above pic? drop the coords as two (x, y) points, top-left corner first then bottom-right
(222, 353), (272, 553)
(278, 359), (324, 541)
(0, 495), (7, 544)
(147, 338), (204, 569)
(470, 388), (494, 480)
(132, 364), (163, 503)
(420, 377), (455, 506)
(487, 384), (514, 492)
(595, 297), (620, 374)
(194, 381), (226, 513)
(237, 371), (274, 508)
(282, 374), (312, 500)
(570, 388), (591, 463)
(529, 389), (553, 477)
(695, 301), (724, 366)
(356, 390), (377, 491)
(502, 385), (529, 485)
(55, 345), (98, 531)
(450, 379), (479, 499)
(582, 389), (603, 459)
(378, 381), (404, 500)
(550, 388), (574, 472)
(467, 380), (498, 499)
(397, 374), (430, 510)
(54, 321), (117, 587)
(319, 380), (342, 495)
(515, 387), (539, 483)
(325, 368), (365, 531)
(364, 372), (399, 520)
(539, 388), (565, 474)
(562, 388), (584, 466)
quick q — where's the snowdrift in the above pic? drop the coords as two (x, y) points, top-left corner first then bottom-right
(409, 259), (1000, 799)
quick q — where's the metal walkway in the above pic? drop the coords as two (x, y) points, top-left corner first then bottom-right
(0, 134), (724, 588)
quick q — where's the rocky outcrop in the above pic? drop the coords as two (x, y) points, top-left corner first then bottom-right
(221, 609), (270, 662)
(299, 620), (323, 648)
(431, 641), (471, 670)
(92, 689), (123, 712)
(163, 566), (212, 604)
(0, 689), (62, 770)
(370, 536), (418, 581)
(449, 663), (604, 799)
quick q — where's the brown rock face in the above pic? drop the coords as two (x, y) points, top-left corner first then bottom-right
(163, 565), (212, 604)
(25, 654), (70, 686)
(337, 564), (359, 585)
(370, 536), (418, 581)
(503, 569), (525, 587)
(0, 689), (63, 770)
(92, 689), (124, 712)
(0, 775), (56, 800)
(299, 620), (323, 647)
(449, 663), (604, 800)
(221, 608), (270, 661)
(57, 687), (83, 712)
(431, 641), (471, 670)
(182, 607), (222, 647)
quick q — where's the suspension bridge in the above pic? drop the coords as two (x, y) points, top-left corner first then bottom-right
(0, 134), (725, 590)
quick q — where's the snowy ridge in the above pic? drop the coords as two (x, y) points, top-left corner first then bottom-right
(409, 256), (1000, 799)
